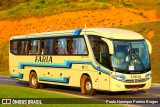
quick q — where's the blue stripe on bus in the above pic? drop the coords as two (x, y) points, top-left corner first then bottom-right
(18, 61), (110, 75)
(39, 77), (69, 83)
(10, 73), (23, 79)
(72, 29), (82, 35)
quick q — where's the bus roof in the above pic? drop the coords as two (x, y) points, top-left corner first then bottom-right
(10, 28), (144, 40)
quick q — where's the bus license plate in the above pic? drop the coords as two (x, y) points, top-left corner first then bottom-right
(132, 88), (138, 91)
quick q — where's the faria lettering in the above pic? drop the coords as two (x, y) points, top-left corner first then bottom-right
(35, 56), (52, 63)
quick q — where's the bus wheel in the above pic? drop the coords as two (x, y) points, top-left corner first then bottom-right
(81, 75), (96, 95)
(29, 72), (41, 89)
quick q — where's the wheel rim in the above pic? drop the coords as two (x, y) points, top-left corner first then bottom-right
(85, 81), (92, 92)
(32, 76), (37, 86)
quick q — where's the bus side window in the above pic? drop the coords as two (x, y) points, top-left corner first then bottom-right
(28, 40), (32, 55)
(67, 37), (72, 55)
(99, 41), (110, 68)
(42, 39), (54, 55)
(17, 41), (21, 55)
(72, 38), (77, 54)
(25, 41), (29, 55)
(19, 40), (27, 55)
(32, 40), (37, 54)
(10, 40), (18, 55)
(88, 37), (100, 61)
(41, 40), (44, 55)
(54, 38), (58, 55)
(57, 38), (67, 55)
(88, 36), (111, 69)
(29, 40), (41, 55)
(72, 37), (88, 55)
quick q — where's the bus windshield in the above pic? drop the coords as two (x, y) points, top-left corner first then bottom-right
(111, 40), (150, 71)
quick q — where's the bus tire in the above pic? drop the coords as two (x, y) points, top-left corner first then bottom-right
(81, 75), (96, 95)
(29, 72), (41, 89)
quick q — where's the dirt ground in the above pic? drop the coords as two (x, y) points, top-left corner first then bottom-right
(0, 7), (159, 43)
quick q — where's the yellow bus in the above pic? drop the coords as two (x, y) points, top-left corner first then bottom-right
(9, 28), (152, 95)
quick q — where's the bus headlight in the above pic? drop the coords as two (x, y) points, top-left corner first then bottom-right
(112, 75), (126, 81)
(146, 73), (151, 80)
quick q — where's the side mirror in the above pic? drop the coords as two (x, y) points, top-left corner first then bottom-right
(145, 39), (152, 54)
(101, 38), (114, 54)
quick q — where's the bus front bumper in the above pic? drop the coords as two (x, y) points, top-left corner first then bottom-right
(110, 78), (151, 92)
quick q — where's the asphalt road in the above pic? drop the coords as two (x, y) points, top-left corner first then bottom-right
(0, 76), (160, 107)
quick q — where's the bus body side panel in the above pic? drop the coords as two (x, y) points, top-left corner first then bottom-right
(97, 72), (110, 91)
(9, 53), (98, 87)
(9, 54), (24, 81)
(71, 64), (98, 88)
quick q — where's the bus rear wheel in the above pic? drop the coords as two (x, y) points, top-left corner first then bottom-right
(29, 72), (41, 89)
(81, 75), (96, 95)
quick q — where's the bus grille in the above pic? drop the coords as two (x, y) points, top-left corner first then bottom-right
(125, 79), (146, 83)
(125, 84), (145, 89)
